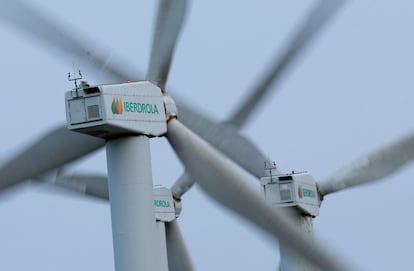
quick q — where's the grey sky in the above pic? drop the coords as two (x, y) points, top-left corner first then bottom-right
(0, 0), (413, 270)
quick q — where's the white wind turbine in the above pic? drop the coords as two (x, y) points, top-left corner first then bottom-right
(0, 0), (414, 271)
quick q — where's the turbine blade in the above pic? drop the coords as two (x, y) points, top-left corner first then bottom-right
(53, 173), (109, 200)
(49, 173), (195, 270)
(178, 102), (276, 178)
(146, 0), (188, 90)
(171, 102), (278, 199)
(167, 119), (351, 271)
(318, 132), (414, 196)
(170, 171), (193, 199)
(0, 125), (105, 192)
(2, 0), (271, 191)
(165, 220), (195, 271)
(0, 0), (138, 82)
(228, 0), (346, 128)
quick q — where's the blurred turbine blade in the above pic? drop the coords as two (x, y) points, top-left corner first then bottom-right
(53, 173), (195, 270)
(166, 119), (351, 271)
(228, 0), (346, 128)
(2, 0), (273, 193)
(0, 0), (139, 82)
(171, 102), (279, 199)
(165, 220), (195, 271)
(178, 102), (276, 178)
(318, 132), (414, 196)
(54, 173), (109, 200)
(146, 0), (188, 90)
(0, 125), (105, 192)
(170, 171), (193, 199)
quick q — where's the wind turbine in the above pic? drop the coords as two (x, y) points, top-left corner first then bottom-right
(0, 0), (414, 270)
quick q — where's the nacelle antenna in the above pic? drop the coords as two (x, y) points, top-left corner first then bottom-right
(68, 69), (83, 97)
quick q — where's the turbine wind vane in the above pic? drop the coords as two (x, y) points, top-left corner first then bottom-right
(68, 69), (83, 96)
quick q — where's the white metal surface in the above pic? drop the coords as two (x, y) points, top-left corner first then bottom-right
(66, 81), (167, 137)
(153, 186), (176, 222)
(106, 136), (158, 271)
(261, 172), (320, 216)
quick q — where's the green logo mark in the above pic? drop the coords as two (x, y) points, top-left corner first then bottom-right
(111, 97), (160, 115)
(124, 101), (159, 114)
(154, 199), (171, 208)
(111, 98), (123, 115)
(298, 186), (316, 199)
(303, 188), (316, 198)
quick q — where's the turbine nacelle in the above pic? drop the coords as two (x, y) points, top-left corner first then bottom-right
(65, 81), (177, 138)
(153, 186), (182, 222)
(260, 171), (320, 217)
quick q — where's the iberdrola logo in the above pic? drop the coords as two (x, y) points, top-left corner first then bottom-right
(111, 98), (123, 115)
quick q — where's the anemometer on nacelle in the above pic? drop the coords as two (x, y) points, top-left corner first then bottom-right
(260, 163), (320, 217)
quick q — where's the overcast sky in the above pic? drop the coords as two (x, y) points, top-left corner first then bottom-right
(0, 0), (413, 270)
